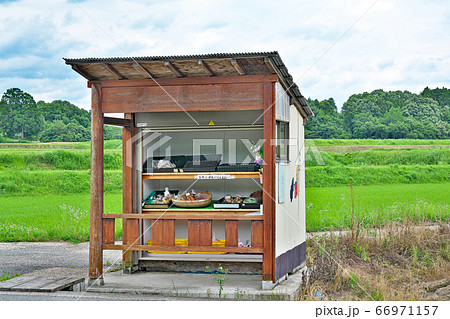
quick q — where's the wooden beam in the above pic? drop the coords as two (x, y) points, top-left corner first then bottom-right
(103, 63), (126, 80)
(104, 213), (263, 221)
(72, 65), (96, 81)
(89, 83), (104, 283)
(262, 81), (276, 283)
(198, 60), (215, 76)
(104, 244), (264, 254)
(263, 57), (276, 74)
(231, 59), (245, 75)
(103, 117), (133, 127)
(132, 61), (154, 78)
(101, 82), (266, 113)
(164, 61), (183, 77)
(89, 74), (277, 88)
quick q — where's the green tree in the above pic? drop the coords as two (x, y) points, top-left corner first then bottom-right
(0, 88), (44, 140)
(305, 98), (349, 139)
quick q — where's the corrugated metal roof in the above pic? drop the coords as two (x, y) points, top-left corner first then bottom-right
(63, 51), (280, 64)
(64, 51), (313, 117)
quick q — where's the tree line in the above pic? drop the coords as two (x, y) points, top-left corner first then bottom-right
(305, 87), (449, 139)
(0, 87), (449, 142)
(0, 88), (121, 142)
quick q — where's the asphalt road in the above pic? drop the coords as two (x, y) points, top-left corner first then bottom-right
(0, 241), (121, 278)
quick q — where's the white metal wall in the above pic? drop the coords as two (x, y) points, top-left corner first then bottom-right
(274, 103), (306, 258)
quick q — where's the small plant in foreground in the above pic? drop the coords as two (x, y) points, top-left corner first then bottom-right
(1, 273), (21, 282)
(206, 264), (229, 298)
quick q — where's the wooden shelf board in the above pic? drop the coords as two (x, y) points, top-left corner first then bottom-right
(103, 244), (264, 254)
(142, 171), (260, 179)
(103, 211), (263, 221)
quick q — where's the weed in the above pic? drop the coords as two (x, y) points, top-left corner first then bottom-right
(234, 287), (246, 300)
(0, 273), (21, 282)
(206, 264), (229, 298)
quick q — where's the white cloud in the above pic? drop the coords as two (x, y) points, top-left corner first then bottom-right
(0, 0), (449, 111)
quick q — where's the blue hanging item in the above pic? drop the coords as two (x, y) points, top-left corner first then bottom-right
(290, 178), (294, 202)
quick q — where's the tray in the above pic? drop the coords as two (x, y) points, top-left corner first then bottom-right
(240, 197), (262, 209)
(216, 163), (259, 172)
(182, 160), (220, 172)
(213, 197), (241, 209)
(142, 190), (179, 209)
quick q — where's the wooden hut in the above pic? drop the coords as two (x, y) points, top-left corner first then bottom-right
(64, 52), (313, 289)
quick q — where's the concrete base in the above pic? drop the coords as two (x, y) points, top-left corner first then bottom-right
(71, 281), (86, 292)
(86, 266), (307, 300)
(87, 277), (104, 287)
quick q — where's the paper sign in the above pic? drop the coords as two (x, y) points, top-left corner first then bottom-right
(195, 174), (235, 180)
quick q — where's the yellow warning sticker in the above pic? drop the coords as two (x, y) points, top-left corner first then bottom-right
(209, 120), (215, 125)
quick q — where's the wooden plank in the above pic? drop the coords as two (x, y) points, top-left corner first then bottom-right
(89, 74), (276, 88)
(225, 220), (239, 247)
(89, 83), (104, 280)
(103, 117), (133, 127)
(251, 220), (264, 248)
(39, 277), (85, 292)
(142, 172), (260, 180)
(104, 244), (264, 254)
(126, 219), (139, 245)
(262, 81), (276, 282)
(100, 82), (265, 113)
(102, 218), (115, 245)
(199, 220), (212, 246)
(162, 219), (175, 246)
(151, 219), (163, 245)
(104, 212), (263, 221)
(188, 220), (200, 246)
(0, 276), (37, 290)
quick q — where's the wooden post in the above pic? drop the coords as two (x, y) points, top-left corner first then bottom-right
(122, 113), (139, 273)
(262, 81), (276, 283)
(89, 83), (104, 285)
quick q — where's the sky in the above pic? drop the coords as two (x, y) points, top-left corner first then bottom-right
(0, 0), (449, 112)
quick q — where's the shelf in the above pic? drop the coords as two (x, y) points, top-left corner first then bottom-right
(142, 171), (260, 180)
(104, 209), (263, 221)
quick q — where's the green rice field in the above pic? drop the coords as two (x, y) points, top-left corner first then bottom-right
(0, 139), (448, 241)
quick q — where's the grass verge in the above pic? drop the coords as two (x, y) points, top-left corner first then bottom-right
(301, 220), (450, 301)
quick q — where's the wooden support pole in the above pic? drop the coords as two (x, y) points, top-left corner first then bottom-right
(122, 113), (139, 272)
(89, 83), (104, 285)
(262, 81), (276, 283)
